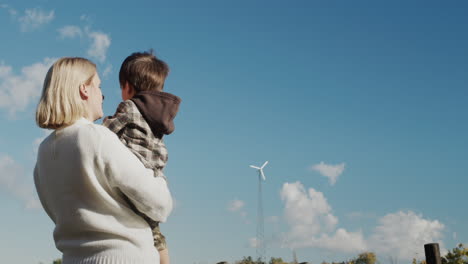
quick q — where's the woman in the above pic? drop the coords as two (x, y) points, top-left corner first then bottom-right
(34, 57), (172, 264)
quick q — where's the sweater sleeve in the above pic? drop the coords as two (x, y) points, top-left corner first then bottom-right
(96, 126), (173, 223)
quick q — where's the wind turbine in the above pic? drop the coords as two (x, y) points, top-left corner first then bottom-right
(249, 161), (268, 263)
(249, 161), (268, 181)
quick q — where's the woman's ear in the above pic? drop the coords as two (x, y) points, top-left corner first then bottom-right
(79, 84), (89, 100)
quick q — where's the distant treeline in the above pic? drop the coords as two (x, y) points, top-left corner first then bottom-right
(46, 243), (468, 264)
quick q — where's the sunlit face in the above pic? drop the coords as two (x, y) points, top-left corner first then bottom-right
(86, 73), (104, 121)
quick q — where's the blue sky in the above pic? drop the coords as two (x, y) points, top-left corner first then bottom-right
(1, 1), (467, 264)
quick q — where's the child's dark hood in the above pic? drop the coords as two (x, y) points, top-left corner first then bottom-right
(130, 91), (181, 138)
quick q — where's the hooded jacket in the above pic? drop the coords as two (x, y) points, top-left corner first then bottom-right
(103, 91), (181, 176)
(131, 91), (181, 139)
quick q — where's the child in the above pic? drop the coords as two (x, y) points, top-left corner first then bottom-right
(103, 51), (181, 264)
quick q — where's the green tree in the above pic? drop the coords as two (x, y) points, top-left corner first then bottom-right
(236, 256), (256, 264)
(269, 257), (287, 264)
(442, 244), (468, 264)
(235, 256), (267, 264)
(412, 258), (426, 264)
(355, 252), (377, 264)
(52, 259), (62, 264)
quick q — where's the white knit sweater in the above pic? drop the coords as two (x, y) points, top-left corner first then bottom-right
(34, 118), (173, 264)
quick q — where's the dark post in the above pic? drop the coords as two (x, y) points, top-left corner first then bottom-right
(425, 243), (442, 264)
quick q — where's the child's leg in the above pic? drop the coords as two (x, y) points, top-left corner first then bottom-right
(159, 248), (170, 264)
(151, 222), (169, 264)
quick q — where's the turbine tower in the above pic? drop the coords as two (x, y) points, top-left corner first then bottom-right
(292, 249), (298, 264)
(249, 161), (268, 263)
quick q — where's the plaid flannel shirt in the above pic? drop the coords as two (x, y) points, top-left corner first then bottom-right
(103, 99), (169, 251)
(103, 100), (168, 179)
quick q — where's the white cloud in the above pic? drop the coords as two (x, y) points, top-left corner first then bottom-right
(281, 182), (338, 238)
(249, 237), (260, 248)
(280, 182), (365, 252)
(8, 8), (17, 16)
(103, 64), (112, 78)
(87, 31), (111, 63)
(0, 63), (12, 77)
(228, 199), (244, 212)
(228, 199), (249, 223)
(18, 8), (54, 32)
(58, 25), (83, 39)
(310, 161), (345, 185)
(0, 58), (56, 115)
(279, 181), (446, 259)
(0, 154), (41, 209)
(369, 211), (445, 260)
(57, 25), (111, 64)
(315, 228), (367, 253)
(80, 14), (92, 23)
(0, 4), (16, 16)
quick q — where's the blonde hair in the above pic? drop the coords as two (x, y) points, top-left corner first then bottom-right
(36, 57), (96, 129)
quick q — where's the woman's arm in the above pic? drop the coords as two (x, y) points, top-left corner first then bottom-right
(34, 164), (57, 223)
(96, 125), (173, 222)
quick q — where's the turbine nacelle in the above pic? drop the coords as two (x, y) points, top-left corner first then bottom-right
(249, 161), (268, 181)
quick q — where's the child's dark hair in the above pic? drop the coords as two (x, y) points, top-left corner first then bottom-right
(119, 50), (169, 92)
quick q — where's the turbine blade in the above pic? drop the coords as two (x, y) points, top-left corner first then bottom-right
(260, 170), (266, 181)
(261, 161), (269, 169)
(250, 165), (260, 169)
